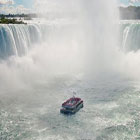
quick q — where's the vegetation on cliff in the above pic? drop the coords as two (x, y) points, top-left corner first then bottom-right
(0, 17), (26, 24)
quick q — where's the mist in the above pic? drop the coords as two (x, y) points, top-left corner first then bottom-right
(0, 0), (123, 93)
(2, 0), (140, 139)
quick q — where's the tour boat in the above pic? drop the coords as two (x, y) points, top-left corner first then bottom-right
(60, 97), (83, 114)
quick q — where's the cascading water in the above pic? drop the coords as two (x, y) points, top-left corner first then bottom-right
(120, 22), (140, 52)
(0, 24), (45, 58)
(1, 0), (140, 140)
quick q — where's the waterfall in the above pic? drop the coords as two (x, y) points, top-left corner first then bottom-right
(120, 22), (140, 52)
(0, 24), (44, 58)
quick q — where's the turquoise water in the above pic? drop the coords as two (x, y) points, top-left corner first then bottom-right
(0, 77), (140, 140)
(1, 22), (140, 139)
(120, 22), (140, 52)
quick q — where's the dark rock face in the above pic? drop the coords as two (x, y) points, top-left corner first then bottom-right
(119, 6), (140, 20)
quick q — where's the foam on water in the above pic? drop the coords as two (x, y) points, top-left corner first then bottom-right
(1, 0), (140, 140)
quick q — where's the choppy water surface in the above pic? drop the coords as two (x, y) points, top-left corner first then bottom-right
(1, 77), (140, 140)
(1, 9), (140, 140)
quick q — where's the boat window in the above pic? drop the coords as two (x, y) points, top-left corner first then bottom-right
(70, 99), (75, 103)
(76, 103), (81, 108)
(65, 108), (74, 111)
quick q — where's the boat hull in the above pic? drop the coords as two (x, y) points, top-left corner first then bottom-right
(60, 103), (83, 114)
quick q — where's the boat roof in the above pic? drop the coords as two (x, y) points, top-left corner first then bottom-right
(62, 97), (82, 108)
